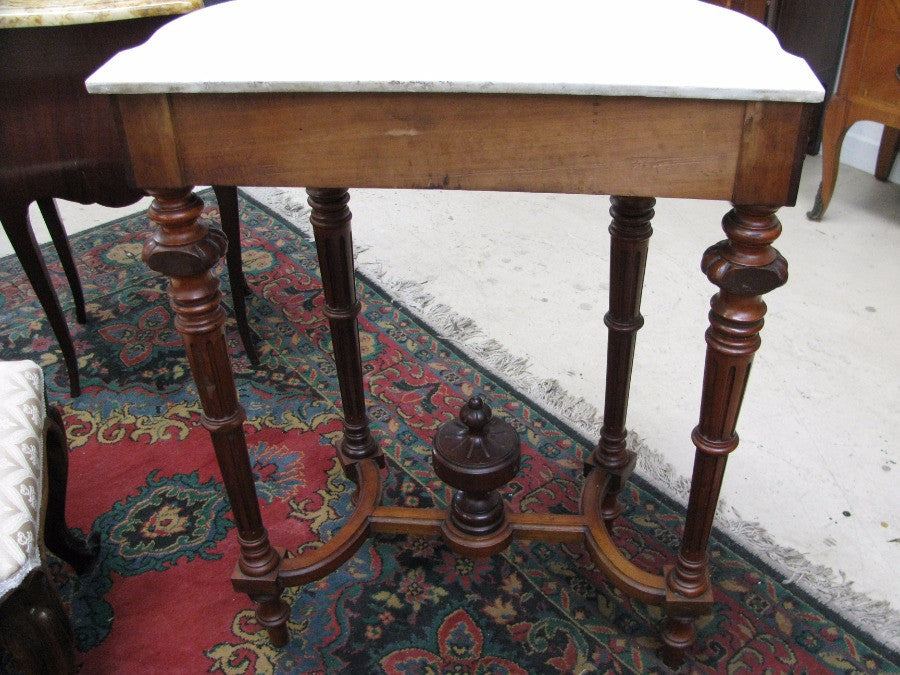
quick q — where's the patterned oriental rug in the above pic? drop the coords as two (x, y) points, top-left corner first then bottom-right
(0, 192), (896, 673)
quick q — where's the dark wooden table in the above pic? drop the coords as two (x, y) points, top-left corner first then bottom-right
(87, 0), (824, 665)
(0, 6), (194, 396)
(0, 0), (263, 394)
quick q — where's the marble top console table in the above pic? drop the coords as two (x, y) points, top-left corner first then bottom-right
(88, 0), (823, 665)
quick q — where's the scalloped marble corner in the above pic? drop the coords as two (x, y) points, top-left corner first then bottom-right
(0, 0), (202, 29)
(85, 0), (824, 103)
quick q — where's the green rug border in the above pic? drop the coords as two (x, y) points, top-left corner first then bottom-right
(10, 187), (897, 665)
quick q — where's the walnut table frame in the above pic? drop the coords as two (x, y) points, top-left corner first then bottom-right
(87, 0), (823, 665)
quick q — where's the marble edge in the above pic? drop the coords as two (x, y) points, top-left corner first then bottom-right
(0, 0), (202, 28)
(85, 78), (825, 104)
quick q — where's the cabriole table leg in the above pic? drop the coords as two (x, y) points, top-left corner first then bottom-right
(586, 196), (654, 524)
(143, 188), (289, 645)
(662, 204), (788, 665)
(806, 99), (856, 222)
(0, 201), (82, 397)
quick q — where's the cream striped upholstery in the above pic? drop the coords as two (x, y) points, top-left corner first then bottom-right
(0, 360), (45, 602)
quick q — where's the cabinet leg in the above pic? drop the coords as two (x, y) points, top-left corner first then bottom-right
(808, 99), (857, 221)
(586, 196), (654, 524)
(875, 126), (899, 182)
(143, 188), (288, 644)
(307, 188), (381, 480)
(662, 205), (788, 665)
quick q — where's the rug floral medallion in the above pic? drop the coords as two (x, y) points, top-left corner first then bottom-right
(0, 192), (896, 673)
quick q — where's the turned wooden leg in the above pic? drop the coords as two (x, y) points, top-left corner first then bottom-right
(212, 185), (259, 365)
(586, 196), (654, 524)
(143, 188), (288, 645)
(307, 188), (381, 479)
(0, 202), (80, 397)
(661, 205), (788, 666)
(37, 198), (86, 325)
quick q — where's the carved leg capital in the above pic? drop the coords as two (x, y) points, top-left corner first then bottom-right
(702, 205), (787, 298)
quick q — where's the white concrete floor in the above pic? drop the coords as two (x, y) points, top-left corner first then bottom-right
(1, 154), (897, 646)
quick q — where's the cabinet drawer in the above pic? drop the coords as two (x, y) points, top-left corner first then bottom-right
(858, 26), (900, 106)
(872, 0), (899, 31)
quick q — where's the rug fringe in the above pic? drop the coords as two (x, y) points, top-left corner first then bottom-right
(249, 187), (900, 654)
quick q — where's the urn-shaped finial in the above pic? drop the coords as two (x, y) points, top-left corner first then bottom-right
(459, 397), (491, 434)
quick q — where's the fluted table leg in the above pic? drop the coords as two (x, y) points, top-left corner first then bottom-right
(661, 204), (788, 665)
(586, 196), (654, 524)
(307, 188), (382, 483)
(143, 188), (288, 645)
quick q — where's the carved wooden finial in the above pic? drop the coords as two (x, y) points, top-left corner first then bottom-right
(434, 398), (518, 481)
(460, 397), (490, 434)
(433, 397), (520, 556)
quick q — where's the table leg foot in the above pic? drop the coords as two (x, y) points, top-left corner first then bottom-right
(806, 183), (825, 221)
(44, 406), (100, 574)
(660, 615), (695, 668)
(875, 126), (899, 181)
(254, 594), (291, 646)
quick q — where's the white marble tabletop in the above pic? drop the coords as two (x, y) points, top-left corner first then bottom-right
(0, 0), (202, 28)
(86, 0), (823, 103)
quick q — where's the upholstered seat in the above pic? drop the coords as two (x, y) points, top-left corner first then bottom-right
(0, 360), (98, 673)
